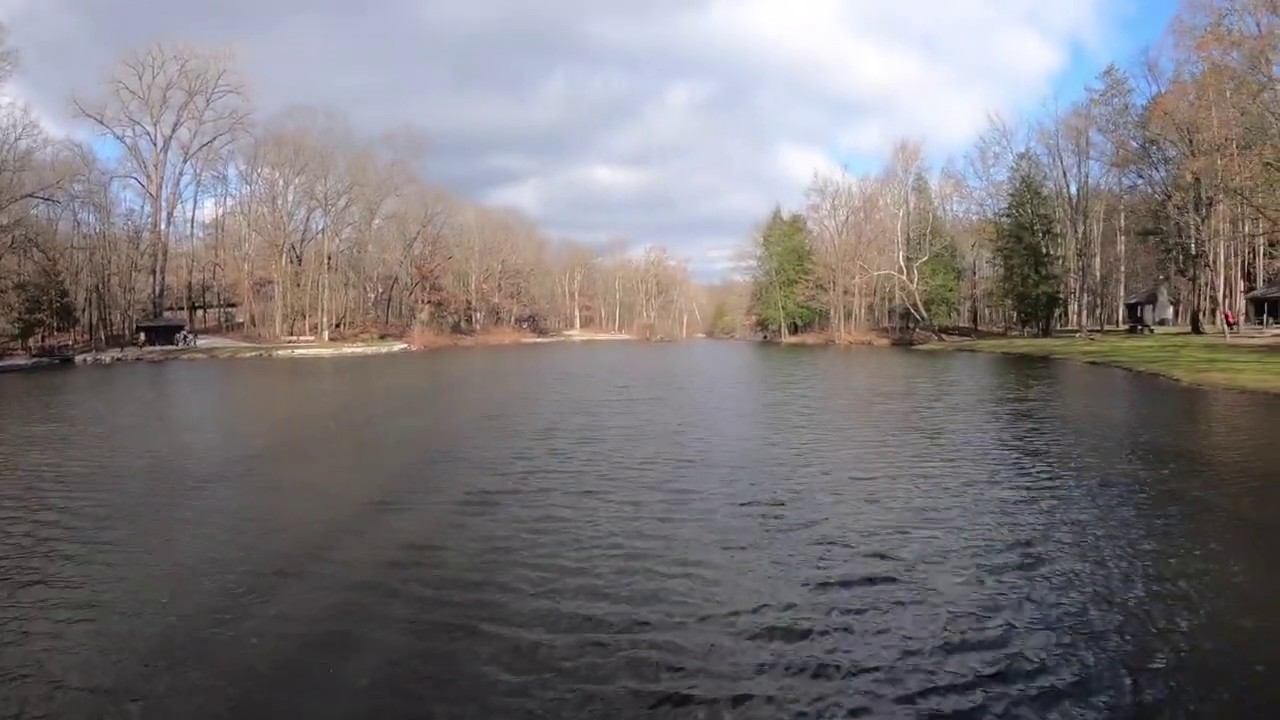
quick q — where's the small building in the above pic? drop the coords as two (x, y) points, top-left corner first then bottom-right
(1123, 282), (1178, 329)
(1246, 283), (1280, 326)
(134, 318), (187, 346)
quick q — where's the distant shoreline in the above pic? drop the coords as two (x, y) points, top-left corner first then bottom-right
(407, 328), (639, 350)
(12, 330), (1279, 397)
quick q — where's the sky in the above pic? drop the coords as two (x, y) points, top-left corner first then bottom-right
(1, 0), (1178, 277)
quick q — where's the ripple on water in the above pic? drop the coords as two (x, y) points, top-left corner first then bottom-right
(2, 343), (1280, 717)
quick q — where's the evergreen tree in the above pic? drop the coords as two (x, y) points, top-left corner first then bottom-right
(7, 260), (78, 349)
(919, 237), (962, 325)
(994, 153), (1061, 337)
(751, 208), (820, 338)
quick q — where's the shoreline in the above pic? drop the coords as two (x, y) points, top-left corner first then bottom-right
(10, 330), (1279, 396)
(521, 331), (636, 344)
(918, 332), (1280, 395)
(3, 330), (646, 374)
(71, 340), (414, 366)
(408, 329), (637, 349)
(0, 356), (76, 373)
(741, 331), (900, 347)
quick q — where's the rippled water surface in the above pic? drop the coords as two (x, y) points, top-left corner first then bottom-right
(3, 342), (1280, 718)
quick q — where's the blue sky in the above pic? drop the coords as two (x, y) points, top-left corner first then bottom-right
(1051, 0), (1179, 101)
(825, 0), (1182, 175)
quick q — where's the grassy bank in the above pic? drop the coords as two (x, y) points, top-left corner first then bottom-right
(921, 331), (1280, 394)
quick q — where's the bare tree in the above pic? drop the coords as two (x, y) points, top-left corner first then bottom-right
(73, 42), (249, 318)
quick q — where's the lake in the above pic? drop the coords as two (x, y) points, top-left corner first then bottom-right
(2, 342), (1280, 718)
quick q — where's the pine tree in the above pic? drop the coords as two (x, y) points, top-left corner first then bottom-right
(919, 237), (962, 326)
(994, 153), (1062, 337)
(751, 208), (820, 338)
(7, 260), (78, 349)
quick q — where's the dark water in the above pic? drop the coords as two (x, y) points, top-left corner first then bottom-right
(2, 343), (1280, 719)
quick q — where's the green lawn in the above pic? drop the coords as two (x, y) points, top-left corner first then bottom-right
(922, 331), (1280, 394)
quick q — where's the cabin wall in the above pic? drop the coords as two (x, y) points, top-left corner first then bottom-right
(139, 327), (182, 346)
(1155, 283), (1174, 325)
(1250, 298), (1279, 324)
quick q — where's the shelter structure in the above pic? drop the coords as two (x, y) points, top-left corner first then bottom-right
(1123, 282), (1177, 331)
(135, 318), (187, 346)
(1246, 283), (1280, 327)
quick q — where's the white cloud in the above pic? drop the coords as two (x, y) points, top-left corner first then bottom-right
(2, 0), (1119, 269)
(776, 142), (841, 187)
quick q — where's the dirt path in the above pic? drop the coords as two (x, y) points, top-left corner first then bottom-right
(192, 335), (254, 348)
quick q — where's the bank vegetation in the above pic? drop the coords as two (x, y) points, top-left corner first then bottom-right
(721, 0), (1278, 344)
(8, 0), (1280, 360)
(0, 30), (701, 356)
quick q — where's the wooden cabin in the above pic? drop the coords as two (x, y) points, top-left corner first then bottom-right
(1249, 281), (1280, 326)
(134, 318), (187, 346)
(1246, 283), (1280, 326)
(1123, 283), (1178, 332)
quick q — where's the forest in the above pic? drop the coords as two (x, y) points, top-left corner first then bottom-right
(730, 0), (1280, 342)
(0, 29), (701, 353)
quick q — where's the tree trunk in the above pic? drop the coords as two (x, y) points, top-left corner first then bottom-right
(321, 224), (330, 342)
(1117, 197), (1126, 328)
(187, 178), (201, 329)
(275, 249), (285, 339)
(572, 274), (581, 331)
(1216, 208), (1228, 339)
(1190, 221), (1205, 335)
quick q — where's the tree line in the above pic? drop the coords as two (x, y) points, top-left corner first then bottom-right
(0, 31), (701, 351)
(736, 0), (1279, 341)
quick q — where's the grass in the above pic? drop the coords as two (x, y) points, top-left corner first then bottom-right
(920, 330), (1280, 394)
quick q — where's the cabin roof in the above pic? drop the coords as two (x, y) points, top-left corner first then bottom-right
(1124, 284), (1182, 306)
(1245, 283), (1280, 300)
(135, 317), (187, 329)
(1123, 289), (1158, 305)
(162, 301), (239, 312)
